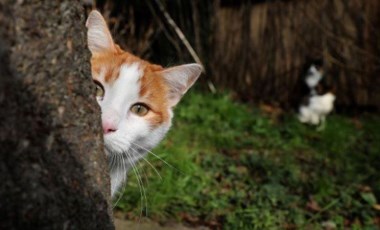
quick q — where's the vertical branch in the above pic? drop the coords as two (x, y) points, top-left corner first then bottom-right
(152, 0), (203, 66)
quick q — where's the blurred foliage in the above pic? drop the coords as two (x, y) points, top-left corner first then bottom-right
(116, 91), (380, 229)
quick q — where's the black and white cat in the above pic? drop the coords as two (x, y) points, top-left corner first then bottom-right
(298, 64), (336, 128)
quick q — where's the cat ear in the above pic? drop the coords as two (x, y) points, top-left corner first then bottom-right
(86, 10), (115, 55)
(160, 64), (203, 107)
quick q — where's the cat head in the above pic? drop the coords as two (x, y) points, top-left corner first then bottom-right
(86, 10), (202, 157)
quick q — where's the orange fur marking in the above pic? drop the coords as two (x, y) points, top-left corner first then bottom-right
(139, 68), (170, 127)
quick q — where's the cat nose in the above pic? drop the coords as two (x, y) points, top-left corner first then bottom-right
(102, 121), (117, 134)
(101, 108), (120, 134)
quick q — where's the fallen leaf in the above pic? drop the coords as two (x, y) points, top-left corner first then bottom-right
(321, 220), (336, 229)
(306, 197), (321, 212)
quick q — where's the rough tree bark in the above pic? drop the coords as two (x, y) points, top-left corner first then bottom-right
(0, 1), (113, 229)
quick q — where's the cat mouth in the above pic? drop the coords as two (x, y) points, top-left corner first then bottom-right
(103, 133), (116, 142)
(103, 133), (131, 152)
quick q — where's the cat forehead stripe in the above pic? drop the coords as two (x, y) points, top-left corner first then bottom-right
(100, 63), (142, 114)
(115, 63), (143, 104)
(119, 62), (142, 82)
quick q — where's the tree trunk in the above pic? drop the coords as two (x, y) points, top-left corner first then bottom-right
(0, 1), (113, 229)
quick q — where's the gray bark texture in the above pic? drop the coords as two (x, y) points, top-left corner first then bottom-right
(0, 1), (114, 229)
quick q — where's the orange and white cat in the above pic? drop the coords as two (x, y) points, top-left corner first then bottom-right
(86, 11), (202, 197)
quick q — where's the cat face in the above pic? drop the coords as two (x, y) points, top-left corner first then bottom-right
(86, 11), (202, 195)
(92, 58), (171, 157)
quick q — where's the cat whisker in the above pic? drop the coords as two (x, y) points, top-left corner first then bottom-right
(131, 142), (182, 174)
(108, 141), (130, 208)
(112, 139), (145, 164)
(142, 157), (163, 181)
(114, 142), (156, 211)
(130, 145), (163, 181)
(112, 153), (126, 209)
(104, 145), (113, 161)
(108, 151), (118, 170)
(106, 139), (152, 214)
(125, 149), (148, 218)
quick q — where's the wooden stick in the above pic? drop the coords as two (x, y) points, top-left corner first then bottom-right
(152, 0), (204, 67)
(146, 0), (183, 59)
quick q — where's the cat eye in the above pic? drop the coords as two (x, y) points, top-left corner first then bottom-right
(130, 103), (149, 116)
(94, 80), (105, 100)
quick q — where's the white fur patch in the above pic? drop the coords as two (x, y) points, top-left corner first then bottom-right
(298, 92), (336, 125)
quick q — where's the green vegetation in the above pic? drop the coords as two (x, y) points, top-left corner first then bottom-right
(116, 91), (380, 229)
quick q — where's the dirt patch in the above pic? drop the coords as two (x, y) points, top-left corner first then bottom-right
(114, 217), (210, 230)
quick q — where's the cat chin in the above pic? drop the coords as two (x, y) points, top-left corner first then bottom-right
(103, 133), (149, 158)
(103, 134), (130, 155)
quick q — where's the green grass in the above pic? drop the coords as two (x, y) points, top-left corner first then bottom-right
(116, 91), (380, 229)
